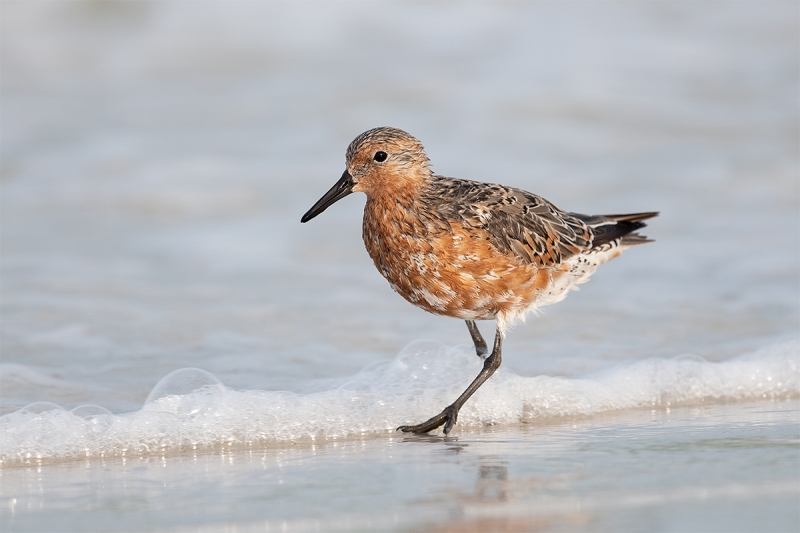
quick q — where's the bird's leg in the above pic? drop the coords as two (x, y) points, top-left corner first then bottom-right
(465, 320), (488, 358)
(397, 327), (503, 435)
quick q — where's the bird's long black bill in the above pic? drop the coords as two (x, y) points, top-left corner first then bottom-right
(300, 170), (355, 223)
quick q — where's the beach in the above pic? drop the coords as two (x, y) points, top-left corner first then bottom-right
(1, 2), (798, 531)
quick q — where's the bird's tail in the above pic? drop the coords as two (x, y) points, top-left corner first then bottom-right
(573, 211), (659, 248)
(602, 212), (660, 224)
(604, 211), (658, 247)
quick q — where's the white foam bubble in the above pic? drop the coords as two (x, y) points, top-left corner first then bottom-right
(1, 340), (797, 466)
(144, 367), (224, 406)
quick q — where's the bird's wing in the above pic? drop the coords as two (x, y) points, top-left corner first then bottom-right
(570, 211), (658, 248)
(426, 177), (593, 267)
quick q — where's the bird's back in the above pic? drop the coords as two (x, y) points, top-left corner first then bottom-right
(362, 174), (656, 332)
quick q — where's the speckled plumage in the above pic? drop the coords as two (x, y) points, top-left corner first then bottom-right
(302, 127), (657, 434)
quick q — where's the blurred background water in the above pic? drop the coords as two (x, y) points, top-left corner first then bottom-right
(1, 1), (798, 532)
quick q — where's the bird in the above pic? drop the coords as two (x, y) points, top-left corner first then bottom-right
(301, 127), (657, 435)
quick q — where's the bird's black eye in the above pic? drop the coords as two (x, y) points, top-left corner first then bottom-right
(373, 151), (387, 162)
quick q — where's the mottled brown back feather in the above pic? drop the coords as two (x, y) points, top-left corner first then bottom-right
(422, 176), (657, 267)
(421, 177), (591, 267)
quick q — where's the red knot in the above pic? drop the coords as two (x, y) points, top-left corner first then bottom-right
(302, 127), (657, 435)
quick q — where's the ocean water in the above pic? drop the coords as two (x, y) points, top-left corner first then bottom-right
(1, 1), (798, 532)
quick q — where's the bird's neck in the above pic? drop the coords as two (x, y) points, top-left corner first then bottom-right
(364, 169), (431, 211)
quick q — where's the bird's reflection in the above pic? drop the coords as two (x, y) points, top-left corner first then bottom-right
(400, 434), (466, 454)
(400, 435), (510, 501)
(475, 462), (508, 501)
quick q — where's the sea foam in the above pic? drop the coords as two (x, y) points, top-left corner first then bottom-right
(1, 340), (797, 467)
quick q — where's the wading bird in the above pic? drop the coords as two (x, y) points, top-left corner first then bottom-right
(301, 127), (656, 434)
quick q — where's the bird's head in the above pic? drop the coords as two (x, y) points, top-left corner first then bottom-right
(301, 127), (431, 223)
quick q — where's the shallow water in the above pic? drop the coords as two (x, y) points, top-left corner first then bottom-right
(2, 401), (798, 533)
(1, 1), (799, 532)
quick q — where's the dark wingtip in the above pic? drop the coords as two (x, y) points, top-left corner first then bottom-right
(589, 211), (659, 248)
(621, 233), (655, 246)
(604, 211), (659, 223)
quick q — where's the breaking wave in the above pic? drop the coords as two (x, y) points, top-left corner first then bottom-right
(1, 340), (797, 467)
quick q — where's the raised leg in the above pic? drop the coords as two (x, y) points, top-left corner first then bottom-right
(465, 320), (488, 358)
(397, 327), (503, 435)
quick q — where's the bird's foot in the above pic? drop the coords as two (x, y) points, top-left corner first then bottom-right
(397, 405), (459, 435)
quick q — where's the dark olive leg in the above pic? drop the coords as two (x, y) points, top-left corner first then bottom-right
(397, 327), (503, 435)
(465, 320), (488, 358)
